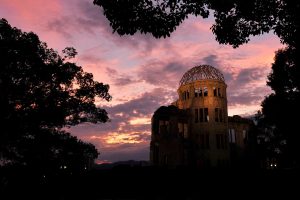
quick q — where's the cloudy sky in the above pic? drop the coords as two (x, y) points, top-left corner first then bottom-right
(1, 0), (284, 163)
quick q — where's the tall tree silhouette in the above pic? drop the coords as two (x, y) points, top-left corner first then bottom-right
(0, 19), (111, 172)
(261, 46), (300, 167)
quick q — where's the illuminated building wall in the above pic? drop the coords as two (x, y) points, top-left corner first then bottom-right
(150, 65), (251, 168)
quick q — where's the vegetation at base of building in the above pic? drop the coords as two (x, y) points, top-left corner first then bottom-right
(1, 164), (298, 199)
(0, 18), (111, 173)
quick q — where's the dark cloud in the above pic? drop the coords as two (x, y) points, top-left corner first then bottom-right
(46, 17), (74, 39)
(164, 62), (185, 73)
(79, 0), (168, 52)
(46, 16), (95, 39)
(45, 0), (163, 51)
(228, 91), (264, 106)
(85, 88), (175, 133)
(105, 87), (176, 117)
(227, 67), (271, 106)
(105, 67), (139, 86)
(138, 61), (188, 87)
(79, 54), (105, 63)
(68, 87), (176, 162)
(200, 54), (234, 82)
(137, 54), (236, 93)
(223, 71), (234, 83)
(45, 2), (105, 38)
(228, 53), (248, 60)
(235, 67), (268, 86)
(202, 54), (220, 67)
(76, 0), (109, 29)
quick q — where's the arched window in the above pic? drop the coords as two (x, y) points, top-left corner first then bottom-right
(215, 108), (219, 122)
(213, 87), (217, 96)
(218, 88), (221, 97)
(203, 87), (208, 96)
(194, 87), (202, 97)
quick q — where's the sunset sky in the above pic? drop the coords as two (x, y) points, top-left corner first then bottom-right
(1, 0), (284, 163)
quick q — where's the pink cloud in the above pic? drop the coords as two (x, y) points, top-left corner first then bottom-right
(0, 0), (61, 28)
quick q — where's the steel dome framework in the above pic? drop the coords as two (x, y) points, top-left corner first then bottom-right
(179, 65), (225, 86)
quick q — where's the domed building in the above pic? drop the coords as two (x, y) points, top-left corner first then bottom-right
(150, 65), (253, 168)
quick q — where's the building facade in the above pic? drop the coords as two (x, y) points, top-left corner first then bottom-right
(150, 65), (252, 168)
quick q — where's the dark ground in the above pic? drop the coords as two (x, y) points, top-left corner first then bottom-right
(1, 166), (299, 199)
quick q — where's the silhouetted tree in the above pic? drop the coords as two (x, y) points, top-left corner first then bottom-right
(250, 111), (284, 169)
(261, 46), (300, 168)
(93, 0), (299, 47)
(0, 19), (111, 172)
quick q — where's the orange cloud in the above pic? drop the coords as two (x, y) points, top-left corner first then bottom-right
(129, 117), (151, 125)
(89, 131), (150, 146)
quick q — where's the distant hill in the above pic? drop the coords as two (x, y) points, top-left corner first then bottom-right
(93, 160), (150, 170)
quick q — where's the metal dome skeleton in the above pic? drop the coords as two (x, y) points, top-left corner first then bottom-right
(179, 65), (225, 86)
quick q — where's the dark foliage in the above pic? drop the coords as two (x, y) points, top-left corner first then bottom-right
(0, 18), (111, 171)
(261, 46), (300, 167)
(94, 0), (209, 38)
(1, 165), (298, 199)
(93, 0), (299, 47)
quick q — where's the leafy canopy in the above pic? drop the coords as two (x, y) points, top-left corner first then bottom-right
(93, 0), (299, 47)
(0, 18), (111, 170)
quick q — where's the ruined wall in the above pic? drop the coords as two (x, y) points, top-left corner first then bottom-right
(176, 79), (230, 167)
